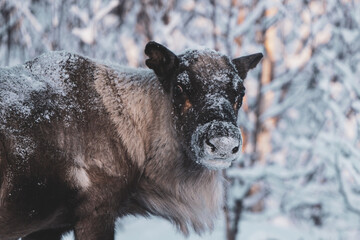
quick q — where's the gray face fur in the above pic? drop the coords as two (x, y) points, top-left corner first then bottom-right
(176, 50), (243, 169)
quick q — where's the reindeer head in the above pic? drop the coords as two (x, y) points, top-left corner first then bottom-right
(145, 41), (262, 170)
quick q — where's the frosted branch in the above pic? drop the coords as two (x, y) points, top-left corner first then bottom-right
(335, 156), (360, 215)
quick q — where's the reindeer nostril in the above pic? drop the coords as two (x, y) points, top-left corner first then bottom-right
(206, 139), (217, 152)
(232, 146), (239, 154)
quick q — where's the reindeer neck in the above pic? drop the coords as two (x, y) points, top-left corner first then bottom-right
(141, 92), (225, 235)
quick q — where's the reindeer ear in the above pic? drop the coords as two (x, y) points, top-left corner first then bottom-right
(232, 53), (263, 80)
(145, 41), (179, 92)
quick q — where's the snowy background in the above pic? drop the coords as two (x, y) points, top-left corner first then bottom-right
(1, 0), (360, 239)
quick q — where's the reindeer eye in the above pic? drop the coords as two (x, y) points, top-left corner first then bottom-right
(174, 84), (184, 96)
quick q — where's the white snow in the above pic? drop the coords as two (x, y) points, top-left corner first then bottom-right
(0, 51), (77, 124)
(0, 66), (46, 118)
(177, 71), (190, 85)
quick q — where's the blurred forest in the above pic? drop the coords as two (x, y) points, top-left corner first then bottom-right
(1, 0), (360, 239)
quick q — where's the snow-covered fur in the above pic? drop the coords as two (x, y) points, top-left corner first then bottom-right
(0, 41), (262, 240)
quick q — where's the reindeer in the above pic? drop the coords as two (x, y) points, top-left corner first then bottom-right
(0, 41), (262, 240)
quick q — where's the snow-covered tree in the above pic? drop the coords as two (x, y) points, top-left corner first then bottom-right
(225, 0), (360, 239)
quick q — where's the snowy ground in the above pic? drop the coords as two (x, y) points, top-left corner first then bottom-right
(61, 214), (340, 240)
(62, 215), (226, 240)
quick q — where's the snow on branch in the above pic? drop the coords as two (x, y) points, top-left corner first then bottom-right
(335, 156), (360, 215)
(14, 1), (43, 32)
